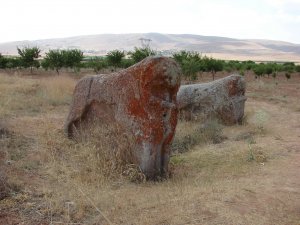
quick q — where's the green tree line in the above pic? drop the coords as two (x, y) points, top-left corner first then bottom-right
(172, 50), (300, 80)
(0, 46), (156, 74)
(1, 47), (299, 79)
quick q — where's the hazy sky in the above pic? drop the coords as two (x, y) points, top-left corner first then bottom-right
(1, 0), (300, 44)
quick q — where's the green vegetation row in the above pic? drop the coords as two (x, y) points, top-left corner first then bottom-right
(0, 46), (155, 75)
(173, 51), (300, 80)
(0, 47), (299, 79)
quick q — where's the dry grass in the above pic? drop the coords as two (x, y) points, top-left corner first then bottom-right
(0, 171), (10, 200)
(0, 74), (75, 117)
(33, 119), (145, 224)
(0, 75), (39, 116)
(38, 76), (75, 106)
(0, 72), (300, 224)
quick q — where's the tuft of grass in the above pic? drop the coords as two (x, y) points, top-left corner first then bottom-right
(234, 131), (256, 142)
(0, 171), (10, 200)
(254, 109), (269, 134)
(170, 154), (187, 165)
(0, 128), (32, 161)
(0, 168), (24, 201)
(247, 143), (255, 162)
(172, 119), (226, 153)
(122, 164), (146, 183)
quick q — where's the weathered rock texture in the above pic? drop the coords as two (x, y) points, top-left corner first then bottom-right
(177, 75), (246, 124)
(65, 56), (181, 179)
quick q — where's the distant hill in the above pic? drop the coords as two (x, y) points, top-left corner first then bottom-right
(1, 33), (300, 62)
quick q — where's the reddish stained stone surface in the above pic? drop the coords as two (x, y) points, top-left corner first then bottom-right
(228, 78), (245, 97)
(177, 75), (246, 125)
(65, 56), (181, 178)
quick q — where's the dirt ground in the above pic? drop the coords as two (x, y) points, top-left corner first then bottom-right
(0, 70), (299, 225)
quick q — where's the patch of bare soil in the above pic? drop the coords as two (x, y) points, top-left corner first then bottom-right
(226, 75), (300, 224)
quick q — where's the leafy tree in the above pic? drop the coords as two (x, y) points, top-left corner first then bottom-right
(275, 63), (282, 73)
(232, 61), (243, 70)
(173, 51), (203, 80)
(41, 59), (50, 71)
(181, 58), (201, 80)
(0, 54), (8, 69)
(17, 46), (41, 73)
(296, 65), (300, 73)
(172, 50), (191, 65)
(42, 50), (64, 74)
(226, 61), (236, 72)
(244, 60), (255, 71)
(106, 50), (125, 67)
(282, 62), (295, 73)
(226, 60), (242, 72)
(203, 57), (224, 80)
(253, 63), (267, 78)
(264, 63), (274, 77)
(224, 64), (233, 73)
(129, 47), (156, 63)
(61, 49), (83, 70)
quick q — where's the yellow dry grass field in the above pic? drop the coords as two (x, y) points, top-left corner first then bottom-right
(0, 70), (300, 225)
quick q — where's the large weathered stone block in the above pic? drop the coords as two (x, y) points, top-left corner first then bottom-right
(65, 56), (181, 179)
(177, 75), (246, 124)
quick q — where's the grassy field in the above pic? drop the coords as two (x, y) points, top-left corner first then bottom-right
(0, 70), (300, 225)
